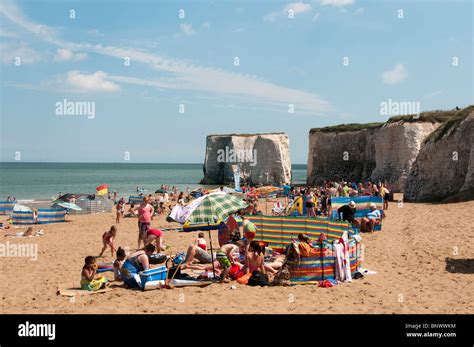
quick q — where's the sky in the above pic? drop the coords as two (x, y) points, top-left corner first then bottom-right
(0, 0), (472, 164)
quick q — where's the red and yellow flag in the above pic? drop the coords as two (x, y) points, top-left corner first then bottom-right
(96, 184), (108, 195)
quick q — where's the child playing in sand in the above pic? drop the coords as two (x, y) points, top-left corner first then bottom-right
(195, 232), (207, 251)
(99, 226), (117, 257)
(81, 256), (108, 291)
(113, 247), (126, 281)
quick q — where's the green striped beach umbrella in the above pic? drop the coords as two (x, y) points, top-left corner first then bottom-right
(186, 193), (248, 224)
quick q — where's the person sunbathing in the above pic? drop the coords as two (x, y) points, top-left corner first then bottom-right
(264, 254), (286, 274)
(4, 227), (43, 237)
(124, 203), (138, 218)
(361, 203), (381, 232)
(181, 245), (213, 270)
(297, 233), (319, 257)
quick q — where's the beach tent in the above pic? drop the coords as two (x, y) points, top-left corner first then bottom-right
(330, 196), (383, 231)
(37, 207), (67, 224)
(287, 196), (307, 216)
(11, 204), (35, 225)
(0, 201), (16, 216)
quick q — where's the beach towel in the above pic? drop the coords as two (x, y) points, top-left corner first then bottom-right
(57, 282), (112, 297)
(6, 229), (44, 238)
(80, 277), (108, 291)
(334, 237), (352, 283)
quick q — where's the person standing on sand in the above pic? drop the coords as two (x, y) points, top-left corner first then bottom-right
(137, 197), (154, 249)
(115, 201), (124, 224)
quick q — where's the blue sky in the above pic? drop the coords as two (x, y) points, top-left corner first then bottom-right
(0, 0), (472, 163)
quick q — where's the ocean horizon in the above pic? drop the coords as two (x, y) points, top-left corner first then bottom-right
(0, 162), (308, 201)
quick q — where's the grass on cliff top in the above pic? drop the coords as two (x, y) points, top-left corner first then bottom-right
(310, 122), (384, 134)
(424, 105), (474, 143)
(310, 108), (466, 134)
(207, 132), (286, 137)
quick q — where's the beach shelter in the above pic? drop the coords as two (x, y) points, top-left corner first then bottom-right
(330, 196), (384, 230)
(11, 204), (35, 225)
(37, 207), (67, 224)
(0, 201), (16, 216)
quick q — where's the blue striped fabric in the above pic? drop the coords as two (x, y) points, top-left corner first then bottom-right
(128, 196), (144, 204)
(330, 196), (383, 231)
(12, 211), (36, 225)
(37, 208), (66, 224)
(0, 201), (15, 215)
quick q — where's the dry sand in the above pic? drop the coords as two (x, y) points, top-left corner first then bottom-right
(1, 200), (473, 314)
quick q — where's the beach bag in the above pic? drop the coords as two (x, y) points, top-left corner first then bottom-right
(236, 272), (252, 285)
(167, 265), (181, 279)
(229, 264), (241, 280)
(248, 271), (268, 287)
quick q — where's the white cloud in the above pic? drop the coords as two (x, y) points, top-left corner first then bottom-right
(353, 7), (364, 15)
(66, 70), (120, 92)
(382, 64), (407, 85)
(318, 0), (355, 7)
(0, 42), (42, 64)
(1, 0), (331, 115)
(283, 2), (313, 14)
(54, 48), (88, 62)
(180, 23), (195, 36)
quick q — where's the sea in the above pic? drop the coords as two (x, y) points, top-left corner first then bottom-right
(0, 162), (308, 202)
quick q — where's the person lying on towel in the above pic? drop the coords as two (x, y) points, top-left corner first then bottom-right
(361, 203), (381, 232)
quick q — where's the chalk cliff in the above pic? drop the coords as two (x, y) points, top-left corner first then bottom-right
(307, 107), (473, 201)
(200, 133), (291, 186)
(405, 107), (474, 202)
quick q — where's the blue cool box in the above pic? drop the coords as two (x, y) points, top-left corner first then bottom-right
(139, 266), (168, 284)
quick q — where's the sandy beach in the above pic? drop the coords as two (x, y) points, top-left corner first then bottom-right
(1, 199), (472, 314)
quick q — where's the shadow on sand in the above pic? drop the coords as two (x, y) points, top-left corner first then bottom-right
(445, 258), (474, 274)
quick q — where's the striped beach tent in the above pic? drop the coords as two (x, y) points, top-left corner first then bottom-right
(246, 215), (351, 252)
(128, 196), (144, 204)
(289, 238), (362, 283)
(12, 205), (36, 225)
(37, 207), (66, 224)
(330, 196), (383, 230)
(0, 201), (16, 215)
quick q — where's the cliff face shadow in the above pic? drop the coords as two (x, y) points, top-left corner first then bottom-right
(445, 258), (474, 274)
